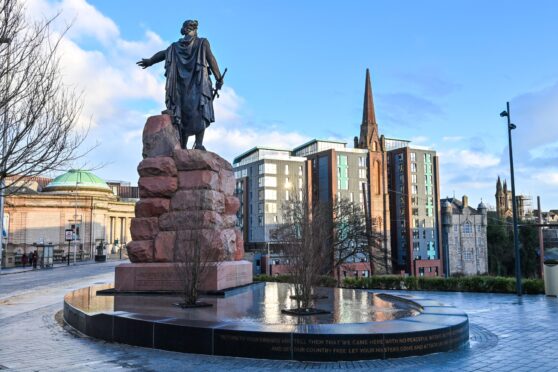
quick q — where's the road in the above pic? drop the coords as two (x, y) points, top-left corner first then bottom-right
(0, 262), (557, 371)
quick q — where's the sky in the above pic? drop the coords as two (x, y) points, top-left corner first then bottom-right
(23, 0), (558, 210)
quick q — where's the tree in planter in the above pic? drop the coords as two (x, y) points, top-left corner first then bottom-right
(0, 0), (87, 193)
(278, 195), (330, 311)
(174, 231), (225, 307)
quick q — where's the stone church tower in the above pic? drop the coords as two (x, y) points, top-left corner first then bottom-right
(353, 69), (391, 274)
(495, 176), (513, 218)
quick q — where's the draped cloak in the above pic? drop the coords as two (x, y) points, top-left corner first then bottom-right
(164, 36), (215, 136)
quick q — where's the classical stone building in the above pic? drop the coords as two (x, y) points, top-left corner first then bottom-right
(1, 170), (136, 268)
(441, 196), (488, 276)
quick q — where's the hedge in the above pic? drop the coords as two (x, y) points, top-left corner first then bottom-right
(342, 275), (545, 294)
(254, 274), (337, 288)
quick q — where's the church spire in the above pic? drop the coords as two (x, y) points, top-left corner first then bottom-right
(496, 176), (502, 191)
(362, 68), (377, 125)
(357, 68), (380, 151)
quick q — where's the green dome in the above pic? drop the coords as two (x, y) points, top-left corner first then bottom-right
(43, 169), (111, 193)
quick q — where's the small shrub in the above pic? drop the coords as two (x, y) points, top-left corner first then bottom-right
(522, 278), (544, 294)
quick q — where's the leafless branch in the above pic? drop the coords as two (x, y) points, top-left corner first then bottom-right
(0, 0), (89, 195)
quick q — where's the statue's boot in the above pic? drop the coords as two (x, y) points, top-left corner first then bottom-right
(194, 131), (206, 151)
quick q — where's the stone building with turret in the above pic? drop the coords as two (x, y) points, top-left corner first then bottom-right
(441, 196), (488, 276)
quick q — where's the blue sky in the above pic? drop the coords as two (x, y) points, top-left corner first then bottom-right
(27, 0), (558, 210)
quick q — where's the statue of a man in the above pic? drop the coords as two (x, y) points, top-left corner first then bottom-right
(137, 20), (223, 151)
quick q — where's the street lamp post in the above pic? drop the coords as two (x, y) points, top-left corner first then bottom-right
(500, 102), (522, 296)
(0, 37), (12, 273)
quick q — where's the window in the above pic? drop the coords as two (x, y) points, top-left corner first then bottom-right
(258, 216), (263, 226)
(284, 164), (289, 175)
(298, 165), (303, 176)
(284, 177), (291, 188)
(298, 178), (303, 189)
(476, 225), (481, 233)
(453, 225), (458, 233)
(412, 185), (418, 194)
(264, 190), (277, 200)
(477, 237), (483, 246)
(410, 152), (416, 161)
(242, 169), (247, 177)
(426, 207), (433, 217)
(463, 222), (473, 234)
(260, 176), (276, 187)
(258, 164), (264, 174)
(258, 190), (264, 200)
(464, 251), (473, 261)
(265, 203), (277, 213)
(411, 163), (417, 173)
(285, 189), (290, 201)
(258, 203), (263, 214)
(412, 208), (419, 216)
(413, 229), (419, 239)
(358, 156), (366, 167)
(413, 242), (420, 250)
(359, 168), (367, 179)
(411, 174), (417, 184)
(424, 153), (431, 162)
(262, 163), (276, 174)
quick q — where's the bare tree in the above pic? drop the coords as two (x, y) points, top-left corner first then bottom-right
(331, 197), (369, 279)
(0, 0), (87, 194)
(174, 231), (225, 307)
(278, 194), (330, 311)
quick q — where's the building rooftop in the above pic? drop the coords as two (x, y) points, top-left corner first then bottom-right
(43, 169), (112, 193)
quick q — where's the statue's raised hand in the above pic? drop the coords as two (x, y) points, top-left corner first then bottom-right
(136, 58), (152, 69)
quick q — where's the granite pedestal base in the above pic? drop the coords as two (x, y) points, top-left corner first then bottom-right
(115, 261), (252, 292)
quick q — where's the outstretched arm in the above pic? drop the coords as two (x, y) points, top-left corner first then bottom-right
(137, 50), (165, 69)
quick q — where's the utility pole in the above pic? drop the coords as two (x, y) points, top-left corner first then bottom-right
(500, 102), (522, 296)
(538, 196), (545, 279)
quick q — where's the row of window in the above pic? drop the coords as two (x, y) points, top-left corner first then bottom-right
(454, 236), (484, 247)
(258, 176), (303, 189)
(258, 163), (304, 176)
(453, 222), (482, 234)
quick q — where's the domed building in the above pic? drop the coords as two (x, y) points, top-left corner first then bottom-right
(1, 170), (137, 268)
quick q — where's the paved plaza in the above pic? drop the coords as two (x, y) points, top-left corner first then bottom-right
(0, 263), (557, 371)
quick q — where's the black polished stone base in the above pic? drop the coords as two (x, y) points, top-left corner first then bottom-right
(63, 283), (469, 361)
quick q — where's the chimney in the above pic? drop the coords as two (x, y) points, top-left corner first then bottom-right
(462, 195), (468, 208)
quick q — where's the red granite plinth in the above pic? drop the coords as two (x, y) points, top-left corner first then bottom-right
(115, 260), (253, 292)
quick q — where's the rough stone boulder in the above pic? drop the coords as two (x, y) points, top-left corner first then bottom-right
(127, 114), (244, 264)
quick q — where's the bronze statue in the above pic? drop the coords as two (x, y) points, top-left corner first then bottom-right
(137, 20), (223, 151)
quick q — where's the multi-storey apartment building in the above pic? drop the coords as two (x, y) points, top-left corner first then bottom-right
(441, 196), (488, 276)
(387, 142), (443, 277)
(233, 147), (307, 252)
(233, 69), (443, 277)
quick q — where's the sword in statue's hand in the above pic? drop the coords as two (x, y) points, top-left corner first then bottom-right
(212, 68), (227, 100)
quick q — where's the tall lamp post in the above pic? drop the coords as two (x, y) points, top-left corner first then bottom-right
(500, 102), (522, 296)
(0, 37), (12, 273)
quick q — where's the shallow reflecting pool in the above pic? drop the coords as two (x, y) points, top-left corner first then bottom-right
(65, 282), (420, 325)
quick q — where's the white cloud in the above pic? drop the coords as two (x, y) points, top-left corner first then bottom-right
(439, 149), (500, 169)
